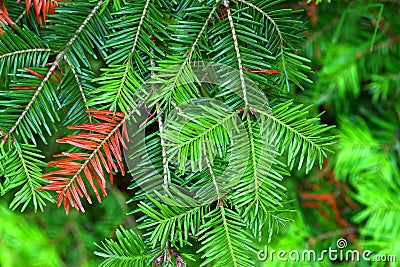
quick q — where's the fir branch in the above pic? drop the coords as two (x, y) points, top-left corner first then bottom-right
(162, 105), (236, 173)
(0, 142), (52, 212)
(127, 0), (150, 54)
(197, 207), (255, 267)
(150, 4), (218, 107)
(187, 5), (218, 60)
(0, 26), (53, 88)
(111, 0), (151, 111)
(233, 0), (310, 91)
(195, 148), (254, 266)
(224, 0), (249, 106)
(237, 0), (284, 45)
(63, 55), (89, 110)
(246, 0), (302, 91)
(234, 119), (285, 208)
(41, 98), (148, 213)
(95, 226), (154, 267)
(220, 207), (239, 266)
(4, 0), (104, 142)
(91, 0), (167, 113)
(41, 109), (130, 214)
(138, 196), (205, 248)
(258, 102), (335, 172)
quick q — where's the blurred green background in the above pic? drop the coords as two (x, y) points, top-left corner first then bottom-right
(0, 183), (132, 267)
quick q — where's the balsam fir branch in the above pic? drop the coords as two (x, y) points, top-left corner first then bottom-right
(0, 141), (51, 211)
(39, 110), (129, 214)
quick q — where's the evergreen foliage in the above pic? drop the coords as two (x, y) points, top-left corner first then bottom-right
(0, 0), (398, 266)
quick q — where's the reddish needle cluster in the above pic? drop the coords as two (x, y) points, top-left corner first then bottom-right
(40, 110), (130, 214)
